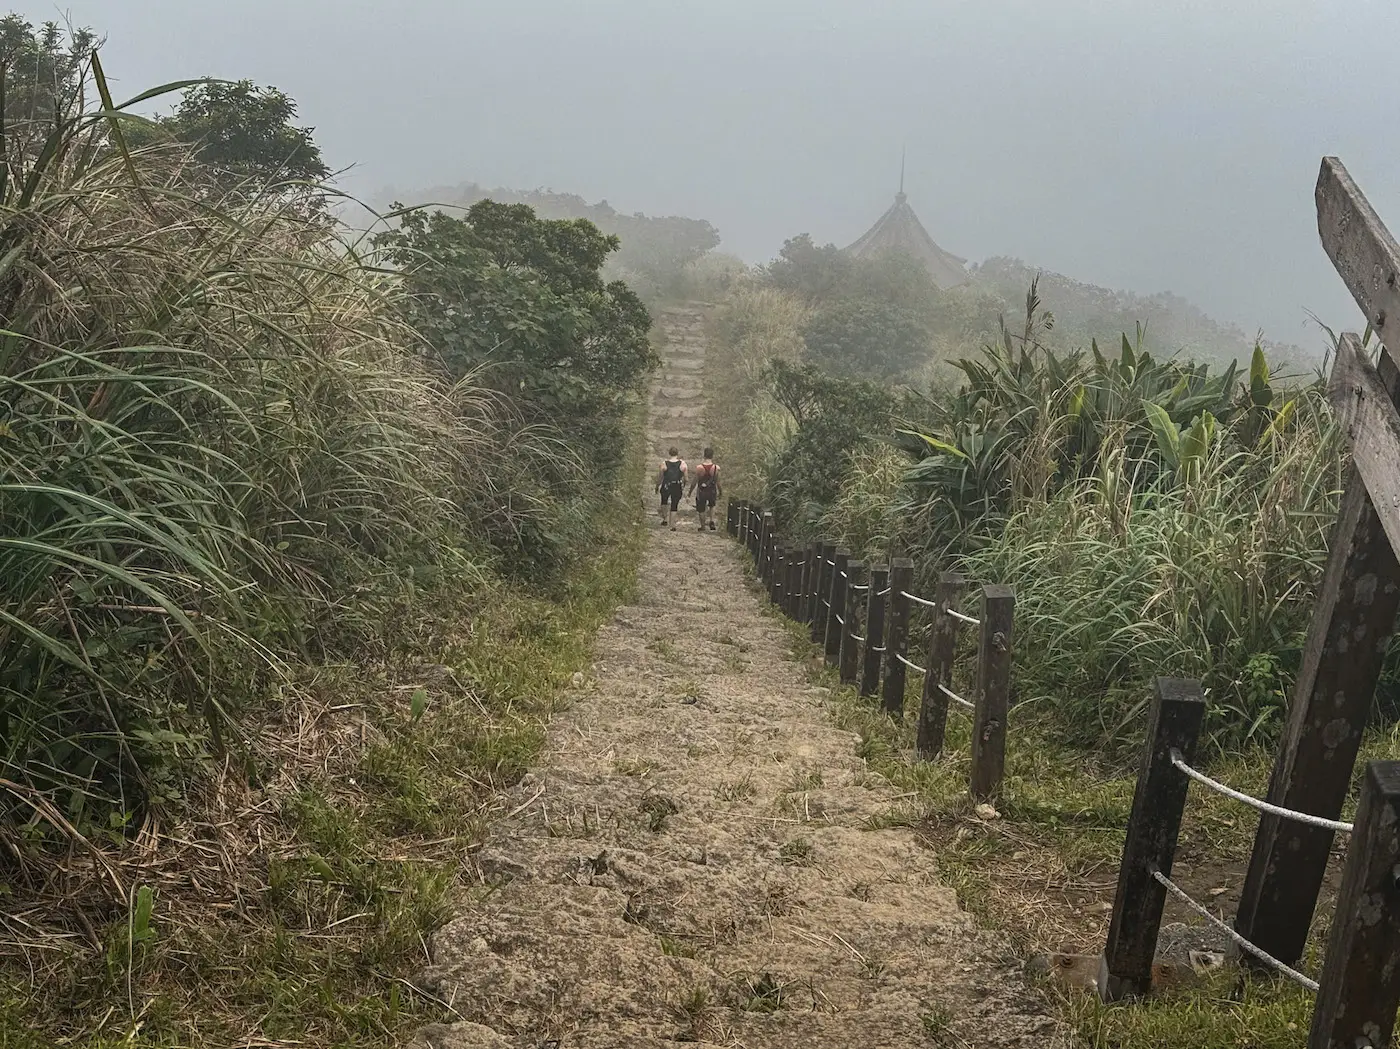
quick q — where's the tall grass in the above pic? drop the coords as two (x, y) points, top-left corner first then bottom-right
(959, 393), (1344, 748)
(0, 65), (526, 830)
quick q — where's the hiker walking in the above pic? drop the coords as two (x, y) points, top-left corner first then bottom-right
(656, 447), (687, 529)
(688, 447), (721, 531)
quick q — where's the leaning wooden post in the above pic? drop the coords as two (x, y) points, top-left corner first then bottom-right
(1098, 678), (1206, 1002)
(1308, 761), (1400, 1049)
(810, 543), (834, 643)
(917, 572), (967, 760)
(860, 564), (890, 699)
(839, 560), (866, 685)
(824, 548), (850, 665)
(970, 585), (1015, 800)
(881, 559), (915, 719)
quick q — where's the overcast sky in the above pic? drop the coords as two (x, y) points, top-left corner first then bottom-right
(21, 0), (1400, 346)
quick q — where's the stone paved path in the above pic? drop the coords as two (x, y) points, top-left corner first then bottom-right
(412, 306), (1069, 1049)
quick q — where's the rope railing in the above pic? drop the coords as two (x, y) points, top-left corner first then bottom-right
(937, 682), (976, 713)
(849, 633), (866, 643)
(901, 590), (941, 610)
(1152, 870), (1319, 992)
(945, 607), (980, 626)
(1171, 751), (1354, 834)
(896, 653), (926, 675)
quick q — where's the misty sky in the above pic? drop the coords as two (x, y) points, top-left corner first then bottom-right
(20, 0), (1400, 347)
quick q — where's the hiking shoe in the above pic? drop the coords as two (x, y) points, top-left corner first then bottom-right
(708, 521), (717, 530)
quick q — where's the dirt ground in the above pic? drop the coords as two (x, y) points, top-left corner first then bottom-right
(411, 307), (1071, 1049)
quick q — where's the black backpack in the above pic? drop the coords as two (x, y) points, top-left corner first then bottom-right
(663, 459), (683, 486)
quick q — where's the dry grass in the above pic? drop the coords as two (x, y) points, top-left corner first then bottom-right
(0, 432), (648, 1047)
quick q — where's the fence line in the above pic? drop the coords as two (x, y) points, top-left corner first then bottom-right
(726, 500), (1014, 801)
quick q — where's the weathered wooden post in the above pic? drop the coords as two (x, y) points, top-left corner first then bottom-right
(839, 560), (866, 685)
(800, 540), (817, 621)
(792, 550), (808, 620)
(1308, 761), (1400, 1048)
(770, 544), (786, 606)
(760, 512), (775, 578)
(810, 543), (834, 643)
(917, 572), (967, 760)
(970, 585), (1015, 799)
(824, 548), (850, 665)
(726, 499), (737, 536)
(1236, 157), (1400, 969)
(1099, 678), (1206, 1001)
(860, 564), (889, 699)
(881, 559), (915, 719)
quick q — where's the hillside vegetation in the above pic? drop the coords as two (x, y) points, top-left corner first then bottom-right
(0, 18), (660, 1047)
(704, 216), (1381, 1049)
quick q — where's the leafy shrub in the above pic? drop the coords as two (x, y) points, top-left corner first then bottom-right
(801, 298), (931, 380)
(375, 200), (656, 579)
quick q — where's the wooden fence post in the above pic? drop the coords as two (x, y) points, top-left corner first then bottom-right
(970, 585), (1015, 799)
(839, 560), (866, 685)
(760, 512), (775, 578)
(1235, 345), (1400, 967)
(1099, 678), (1206, 1001)
(795, 543), (813, 622)
(860, 565), (889, 699)
(726, 499), (737, 536)
(881, 559), (915, 719)
(810, 543), (834, 643)
(917, 572), (967, 760)
(781, 552), (796, 617)
(770, 544), (786, 606)
(824, 548), (850, 665)
(1308, 760), (1400, 1049)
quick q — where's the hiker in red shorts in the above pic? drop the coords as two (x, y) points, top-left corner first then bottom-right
(688, 448), (721, 531)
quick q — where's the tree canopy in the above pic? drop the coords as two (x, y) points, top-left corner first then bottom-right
(130, 78), (329, 203)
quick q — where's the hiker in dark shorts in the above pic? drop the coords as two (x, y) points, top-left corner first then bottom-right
(688, 448), (721, 531)
(655, 447), (687, 530)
